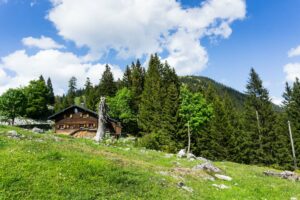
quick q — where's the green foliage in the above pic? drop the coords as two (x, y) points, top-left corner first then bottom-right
(179, 85), (213, 132)
(138, 54), (164, 134)
(66, 76), (77, 106)
(107, 88), (136, 133)
(99, 64), (117, 97)
(47, 77), (55, 105)
(242, 68), (279, 165)
(24, 79), (49, 119)
(0, 88), (27, 124)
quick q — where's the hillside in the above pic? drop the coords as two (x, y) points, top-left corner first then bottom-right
(180, 76), (281, 111)
(0, 126), (299, 199)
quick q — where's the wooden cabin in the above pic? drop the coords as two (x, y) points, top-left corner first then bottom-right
(48, 105), (122, 139)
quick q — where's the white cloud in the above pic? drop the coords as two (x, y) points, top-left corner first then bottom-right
(22, 36), (64, 49)
(47, 0), (246, 74)
(284, 63), (300, 82)
(271, 96), (283, 106)
(288, 45), (300, 58)
(0, 49), (123, 95)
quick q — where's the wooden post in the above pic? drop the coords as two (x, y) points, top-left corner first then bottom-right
(288, 120), (297, 170)
(187, 121), (191, 155)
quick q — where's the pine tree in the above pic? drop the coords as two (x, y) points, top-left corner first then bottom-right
(66, 76), (77, 106)
(138, 54), (162, 134)
(122, 65), (132, 88)
(243, 68), (277, 165)
(288, 78), (300, 167)
(47, 77), (55, 105)
(99, 64), (117, 97)
(130, 59), (145, 113)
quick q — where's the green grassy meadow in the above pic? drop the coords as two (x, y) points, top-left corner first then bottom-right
(0, 125), (299, 200)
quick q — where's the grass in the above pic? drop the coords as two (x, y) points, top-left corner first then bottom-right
(0, 125), (299, 199)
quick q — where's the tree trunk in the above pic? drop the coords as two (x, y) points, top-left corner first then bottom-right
(187, 121), (191, 155)
(288, 121), (297, 170)
(95, 97), (106, 142)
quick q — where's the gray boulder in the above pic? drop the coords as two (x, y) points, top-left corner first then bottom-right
(215, 174), (232, 181)
(193, 162), (221, 173)
(7, 130), (22, 139)
(177, 149), (186, 158)
(212, 184), (229, 189)
(32, 127), (44, 133)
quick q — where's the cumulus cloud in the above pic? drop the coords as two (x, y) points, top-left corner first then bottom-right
(288, 45), (300, 58)
(22, 36), (64, 49)
(47, 0), (246, 74)
(0, 49), (123, 95)
(284, 63), (300, 82)
(271, 96), (283, 106)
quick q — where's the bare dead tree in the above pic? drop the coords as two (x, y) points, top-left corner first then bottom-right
(95, 97), (107, 142)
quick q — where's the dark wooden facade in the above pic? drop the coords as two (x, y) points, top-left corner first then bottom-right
(48, 105), (122, 138)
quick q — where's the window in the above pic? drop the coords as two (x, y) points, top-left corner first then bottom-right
(74, 108), (78, 113)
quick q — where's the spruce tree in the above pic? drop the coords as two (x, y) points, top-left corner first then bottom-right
(99, 64), (117, 97)
(122, 65), (132, 88)
(138, 54), (162, 134)
(130, 59), (145, 113)
(288, 78), (300, 167)
(47, 77), (55, 105)
(243, 68), (277, 165)
(66, 76), (77, 106)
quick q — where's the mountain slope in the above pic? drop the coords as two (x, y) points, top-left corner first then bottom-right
(180, 76), (281, 111)
(0, 126), (299, 199)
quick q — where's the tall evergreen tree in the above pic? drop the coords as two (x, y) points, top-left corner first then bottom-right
(99, 64), (117, 97)
(47, 77), (55, 105)
(122, 65), (132, 88)
(66, 76), (77, 106)
(130, 59), (145, 113)
(243, 68), (277, 165)
(138, 54), (162, 134)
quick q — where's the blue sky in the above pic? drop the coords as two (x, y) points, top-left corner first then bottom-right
(0, 0), (300, 104)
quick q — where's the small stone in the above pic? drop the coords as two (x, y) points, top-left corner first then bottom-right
(212, 184), (229, 189)
(215, 174), (232, 181)
(177, 149), (186, 158)
(32, 127), (44, 133)
(193, 162), (221, 173)
(177, 182), (193, 193)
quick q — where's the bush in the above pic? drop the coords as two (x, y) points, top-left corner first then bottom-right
(138, 131), (176, 153)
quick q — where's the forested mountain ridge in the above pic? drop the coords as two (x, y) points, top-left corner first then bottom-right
(180, 75), (281, 111)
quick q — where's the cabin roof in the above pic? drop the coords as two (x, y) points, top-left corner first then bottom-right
(48, 105), (121, 124)
(48, 105), (98, 120)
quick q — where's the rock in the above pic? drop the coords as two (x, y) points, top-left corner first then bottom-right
(7, 130), (19, 136)
(212, 184), (229, 189)
(193, 162), (221, 173)
(177, 182), (193, 193)
(7, 130), (22, 139)
(215, 174), (232, 181)
(32, 127), (44, 133)
(177, 149), (186, 158)
(264, 170), (300, 181)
